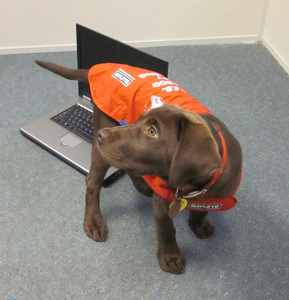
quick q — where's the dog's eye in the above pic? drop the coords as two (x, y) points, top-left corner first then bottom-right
(148, 126), (157, 136)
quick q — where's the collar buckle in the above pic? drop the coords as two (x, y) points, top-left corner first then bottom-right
(175, 188), (207, 200)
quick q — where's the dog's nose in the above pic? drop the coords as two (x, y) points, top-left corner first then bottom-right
(98, 129), (110, 141)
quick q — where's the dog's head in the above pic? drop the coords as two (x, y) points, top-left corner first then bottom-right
(98, 105), (222, 191)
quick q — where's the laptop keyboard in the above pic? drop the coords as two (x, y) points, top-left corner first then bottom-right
(51, 104), (94, 143)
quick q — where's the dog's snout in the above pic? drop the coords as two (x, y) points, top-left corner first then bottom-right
(98, 129), (110, 141)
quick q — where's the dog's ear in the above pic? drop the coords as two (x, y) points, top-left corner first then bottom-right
(169, 114), (222, 190)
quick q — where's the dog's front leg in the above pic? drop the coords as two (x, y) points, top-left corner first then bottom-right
(153, 193), (186, 274)
(84, 142), (109, 242)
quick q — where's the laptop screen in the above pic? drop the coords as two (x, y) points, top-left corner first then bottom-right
(76, 24), (169, 99)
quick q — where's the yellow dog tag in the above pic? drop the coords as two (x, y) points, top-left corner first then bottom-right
(169, 198), (188, 219)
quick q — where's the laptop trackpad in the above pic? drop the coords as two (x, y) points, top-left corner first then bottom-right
(56, 133), (82, 150)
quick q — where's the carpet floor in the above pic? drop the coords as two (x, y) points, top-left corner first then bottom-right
(1, 43), (289, 300)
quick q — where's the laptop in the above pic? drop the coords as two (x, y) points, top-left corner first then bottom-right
(20, 24), (169, 186)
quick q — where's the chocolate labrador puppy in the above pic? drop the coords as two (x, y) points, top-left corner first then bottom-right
(36, 61), (242, 274)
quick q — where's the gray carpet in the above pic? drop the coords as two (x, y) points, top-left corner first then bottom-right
(1, 43), (289, 300)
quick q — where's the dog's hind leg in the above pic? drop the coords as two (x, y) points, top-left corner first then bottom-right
(188, 211), (215, 239)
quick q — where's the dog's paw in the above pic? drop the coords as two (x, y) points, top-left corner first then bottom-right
(83, 212), (107, 242)
(157, 248), (186, 274)
(189, 217), (215, 239)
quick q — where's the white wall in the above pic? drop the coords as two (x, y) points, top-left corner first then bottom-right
(1, 0), (288, 74)
(262, 0), (289, 74)
(0, 0), (264, 53)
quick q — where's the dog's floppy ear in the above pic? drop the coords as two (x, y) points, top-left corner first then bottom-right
(169, 113), (222, 190)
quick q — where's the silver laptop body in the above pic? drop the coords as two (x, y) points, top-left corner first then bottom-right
(20, 24), (169, 186)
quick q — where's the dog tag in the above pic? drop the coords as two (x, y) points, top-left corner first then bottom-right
(169, 198), (188, 219)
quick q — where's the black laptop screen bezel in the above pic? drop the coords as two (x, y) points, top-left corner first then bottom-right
(76, 24), (169, 99)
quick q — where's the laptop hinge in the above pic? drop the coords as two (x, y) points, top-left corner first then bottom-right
(83, 95), (92, 102)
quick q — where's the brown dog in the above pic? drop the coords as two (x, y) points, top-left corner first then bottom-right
(36, 60), (242, 274)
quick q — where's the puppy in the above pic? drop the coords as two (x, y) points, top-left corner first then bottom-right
(36, 61), (242, 274)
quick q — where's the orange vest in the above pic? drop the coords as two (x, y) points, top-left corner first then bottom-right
(88, 63), (239, 211)
(88, 63), (211, 125)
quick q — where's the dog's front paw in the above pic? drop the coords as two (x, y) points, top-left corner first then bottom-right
(157, 248), (186, 274)
(83, 212), (107, 242)
(189, 217), (215, 239)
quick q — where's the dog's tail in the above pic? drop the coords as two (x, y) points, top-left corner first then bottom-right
(35, 60), (89, 82)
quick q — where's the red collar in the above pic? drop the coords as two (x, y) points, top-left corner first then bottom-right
(168, 129), (228, 218)
(176, 128), (227, 200)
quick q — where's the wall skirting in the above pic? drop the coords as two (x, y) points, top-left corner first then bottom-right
(0, 45), (77, 55)
(2, 34), (287, 76)
(262, 37), (289, 75)
(0, 35), (259, 55)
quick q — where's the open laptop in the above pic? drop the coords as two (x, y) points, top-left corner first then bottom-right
(20, 24), (169, 186)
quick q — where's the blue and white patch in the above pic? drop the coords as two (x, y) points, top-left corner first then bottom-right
(112, 69), (135, 87)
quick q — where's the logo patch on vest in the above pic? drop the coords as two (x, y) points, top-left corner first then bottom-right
(151, 95), (164, 108)
(188, 203), (222, 210)
(112, 69), (135, 87)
